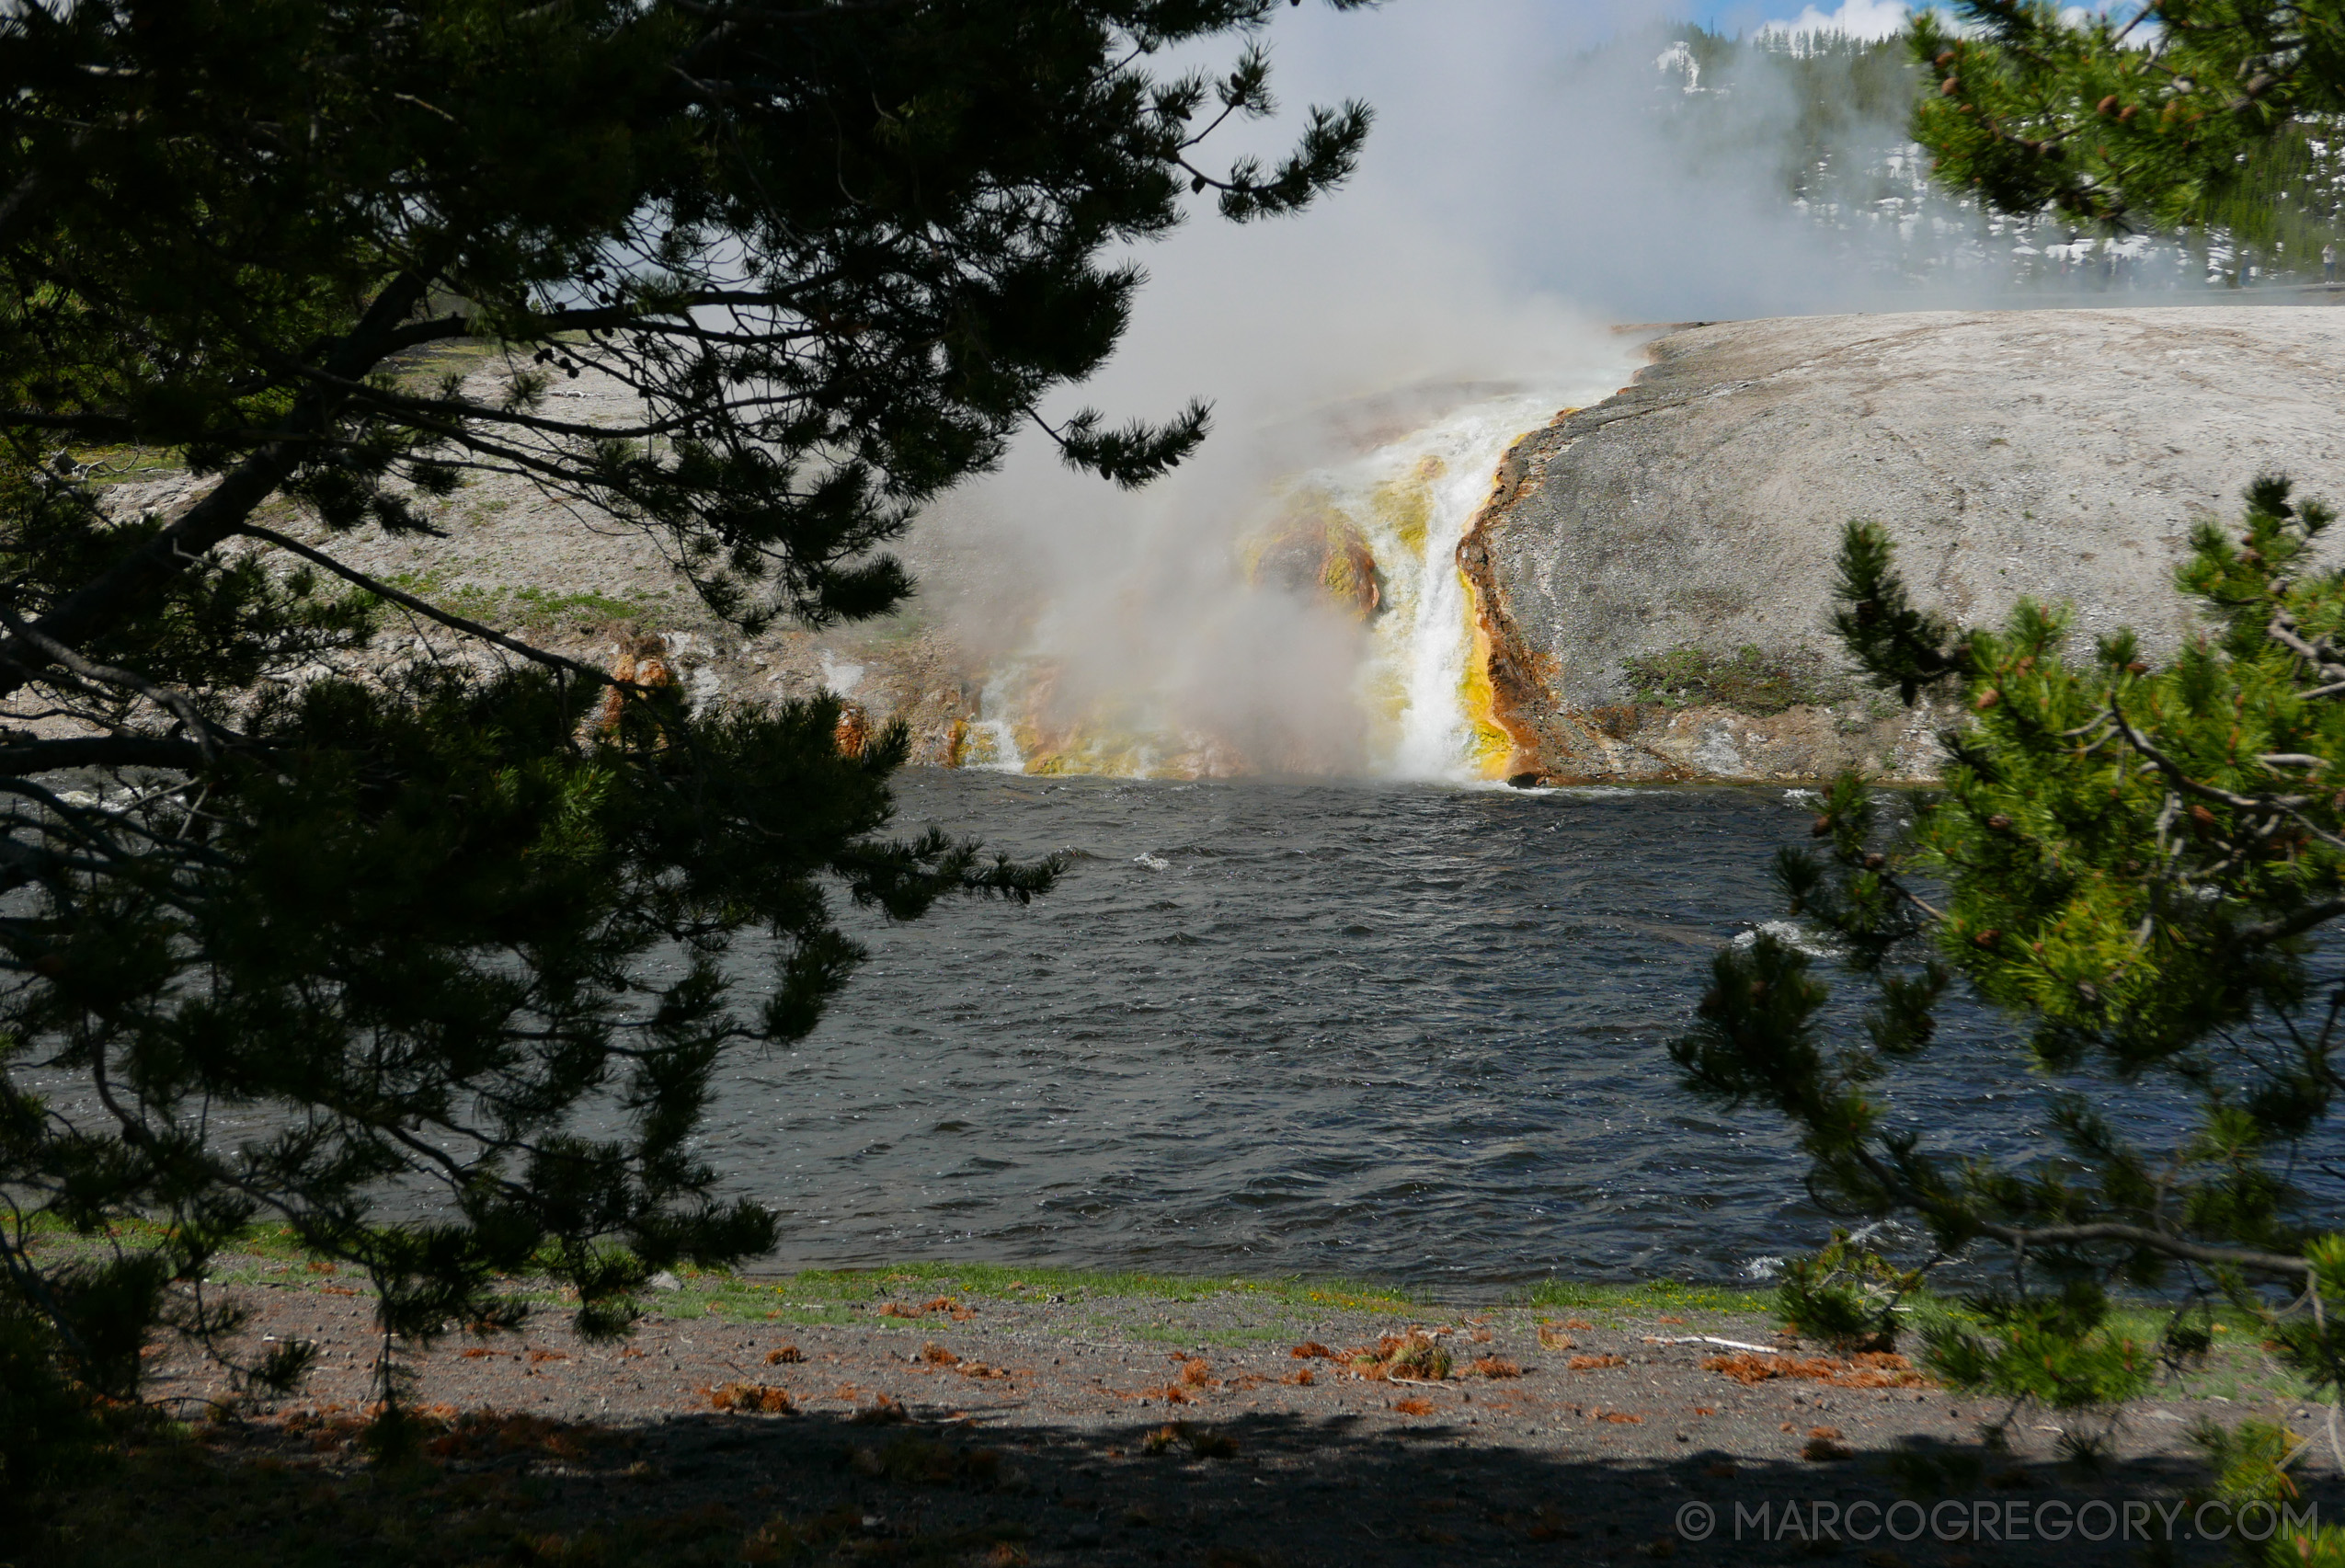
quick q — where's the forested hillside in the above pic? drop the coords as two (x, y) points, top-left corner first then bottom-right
(1639, 27), (2344, 290)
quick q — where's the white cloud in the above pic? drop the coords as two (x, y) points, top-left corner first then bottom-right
(1757, 0), (1909, 40)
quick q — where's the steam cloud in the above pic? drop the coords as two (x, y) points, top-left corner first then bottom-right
(895, 1), (2088, 779)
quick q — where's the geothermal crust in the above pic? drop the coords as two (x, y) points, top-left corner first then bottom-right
(59, 307), (2343, 787)
(1461, 305), (2345, 785)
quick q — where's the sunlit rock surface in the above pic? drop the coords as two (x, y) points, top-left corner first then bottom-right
(1461, 306), (2345, 785)
(60, 311), (2344, 788)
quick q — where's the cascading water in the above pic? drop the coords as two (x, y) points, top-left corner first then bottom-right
(965, 380), (1616, 783)
(1298, 391), (1582, 781)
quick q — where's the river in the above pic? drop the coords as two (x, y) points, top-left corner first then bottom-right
(710, 770), (2175, 1291)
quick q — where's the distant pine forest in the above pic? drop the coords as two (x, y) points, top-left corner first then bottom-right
(1638, 26), (2343, 291)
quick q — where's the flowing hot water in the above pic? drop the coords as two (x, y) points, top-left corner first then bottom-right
(1321, 391), (1577, 781)
(957, 383), (1607, 783)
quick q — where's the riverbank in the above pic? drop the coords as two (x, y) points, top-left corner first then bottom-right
(20, 1251), (2334, 1567)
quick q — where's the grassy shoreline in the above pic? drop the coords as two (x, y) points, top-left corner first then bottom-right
(19, 1214), (2294, 1344)
(16, 1227), (2334, 1568)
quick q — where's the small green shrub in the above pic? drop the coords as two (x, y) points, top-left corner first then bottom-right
(2190, 1416), (2345, 1564)
(1623, 643), (1863, 715)
(1777, 1230), (1920, 1350)
(1921, 1280), (2155, 1414)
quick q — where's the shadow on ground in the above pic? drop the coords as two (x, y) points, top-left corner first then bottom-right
(30, 1400), (2337, 1567)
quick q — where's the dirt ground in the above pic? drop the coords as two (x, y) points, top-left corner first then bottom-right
(84, 1257), (2342, 1568)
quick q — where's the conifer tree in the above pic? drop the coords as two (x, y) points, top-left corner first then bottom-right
(1912, 0), (2345, 242)
(0, 0), (1372, 1426)
(1679, 498), (2345, 1537)
(1680, 15), (2345, 1547)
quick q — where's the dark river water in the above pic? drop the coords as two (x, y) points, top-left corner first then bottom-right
(712, 771), (2122, 1291)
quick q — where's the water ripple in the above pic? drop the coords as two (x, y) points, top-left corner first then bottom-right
(694, 772), (2189, 1287)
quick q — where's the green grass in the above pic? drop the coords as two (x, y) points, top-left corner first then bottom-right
(1622, 642), (1870, 715)
(64, 442), (187, 486)
(379, 570), (650, 631)
(25, 1225), (1420, 1319)
(1515, 1277), (1772, 1316)
(380, 336), (510, 398)
(673, 1260), (1427, 1321)
(21, 1214), (2320, 1408)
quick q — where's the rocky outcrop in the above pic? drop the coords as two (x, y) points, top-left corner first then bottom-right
(1460, 306), (2345, 784)
(87, 388), (987, 765)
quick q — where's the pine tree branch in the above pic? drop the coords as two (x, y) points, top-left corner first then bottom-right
(0, 736), (212, 773)
(0, 1219), (102, 1376)
(0, 409), (143, 439)
(2107, 696), (2345, 864)
(1962, 1220), (2308, 1277)
(0, 602), (238, 758)
(236, 525), (619, 690)
(369, 290), (828, 360)
(2240, 899), (2345, 945)
(1843, 1139), (2312, 1277)
(0, 127), (86, 250)
(0, 266), (444, 700)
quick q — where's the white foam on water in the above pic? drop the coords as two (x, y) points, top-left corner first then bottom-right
(1732, 919), (1839, 958)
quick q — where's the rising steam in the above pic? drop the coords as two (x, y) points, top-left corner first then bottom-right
(893, 0), (2241, 783)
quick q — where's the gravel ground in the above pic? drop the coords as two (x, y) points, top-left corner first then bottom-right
(118, 1259), (2344, 1567)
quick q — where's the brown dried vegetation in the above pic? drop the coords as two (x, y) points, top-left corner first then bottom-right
(877, 1296), (976, 1322)
(1141, 1421), (1237, 1459)
(705, 1382), (794, 1414)
(1346, 1331), (1452, 1381)
(849, 1435), (1006, 1488)
(1701, 1351), (1931, 1389)
(407, 1408), (597, 1463)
